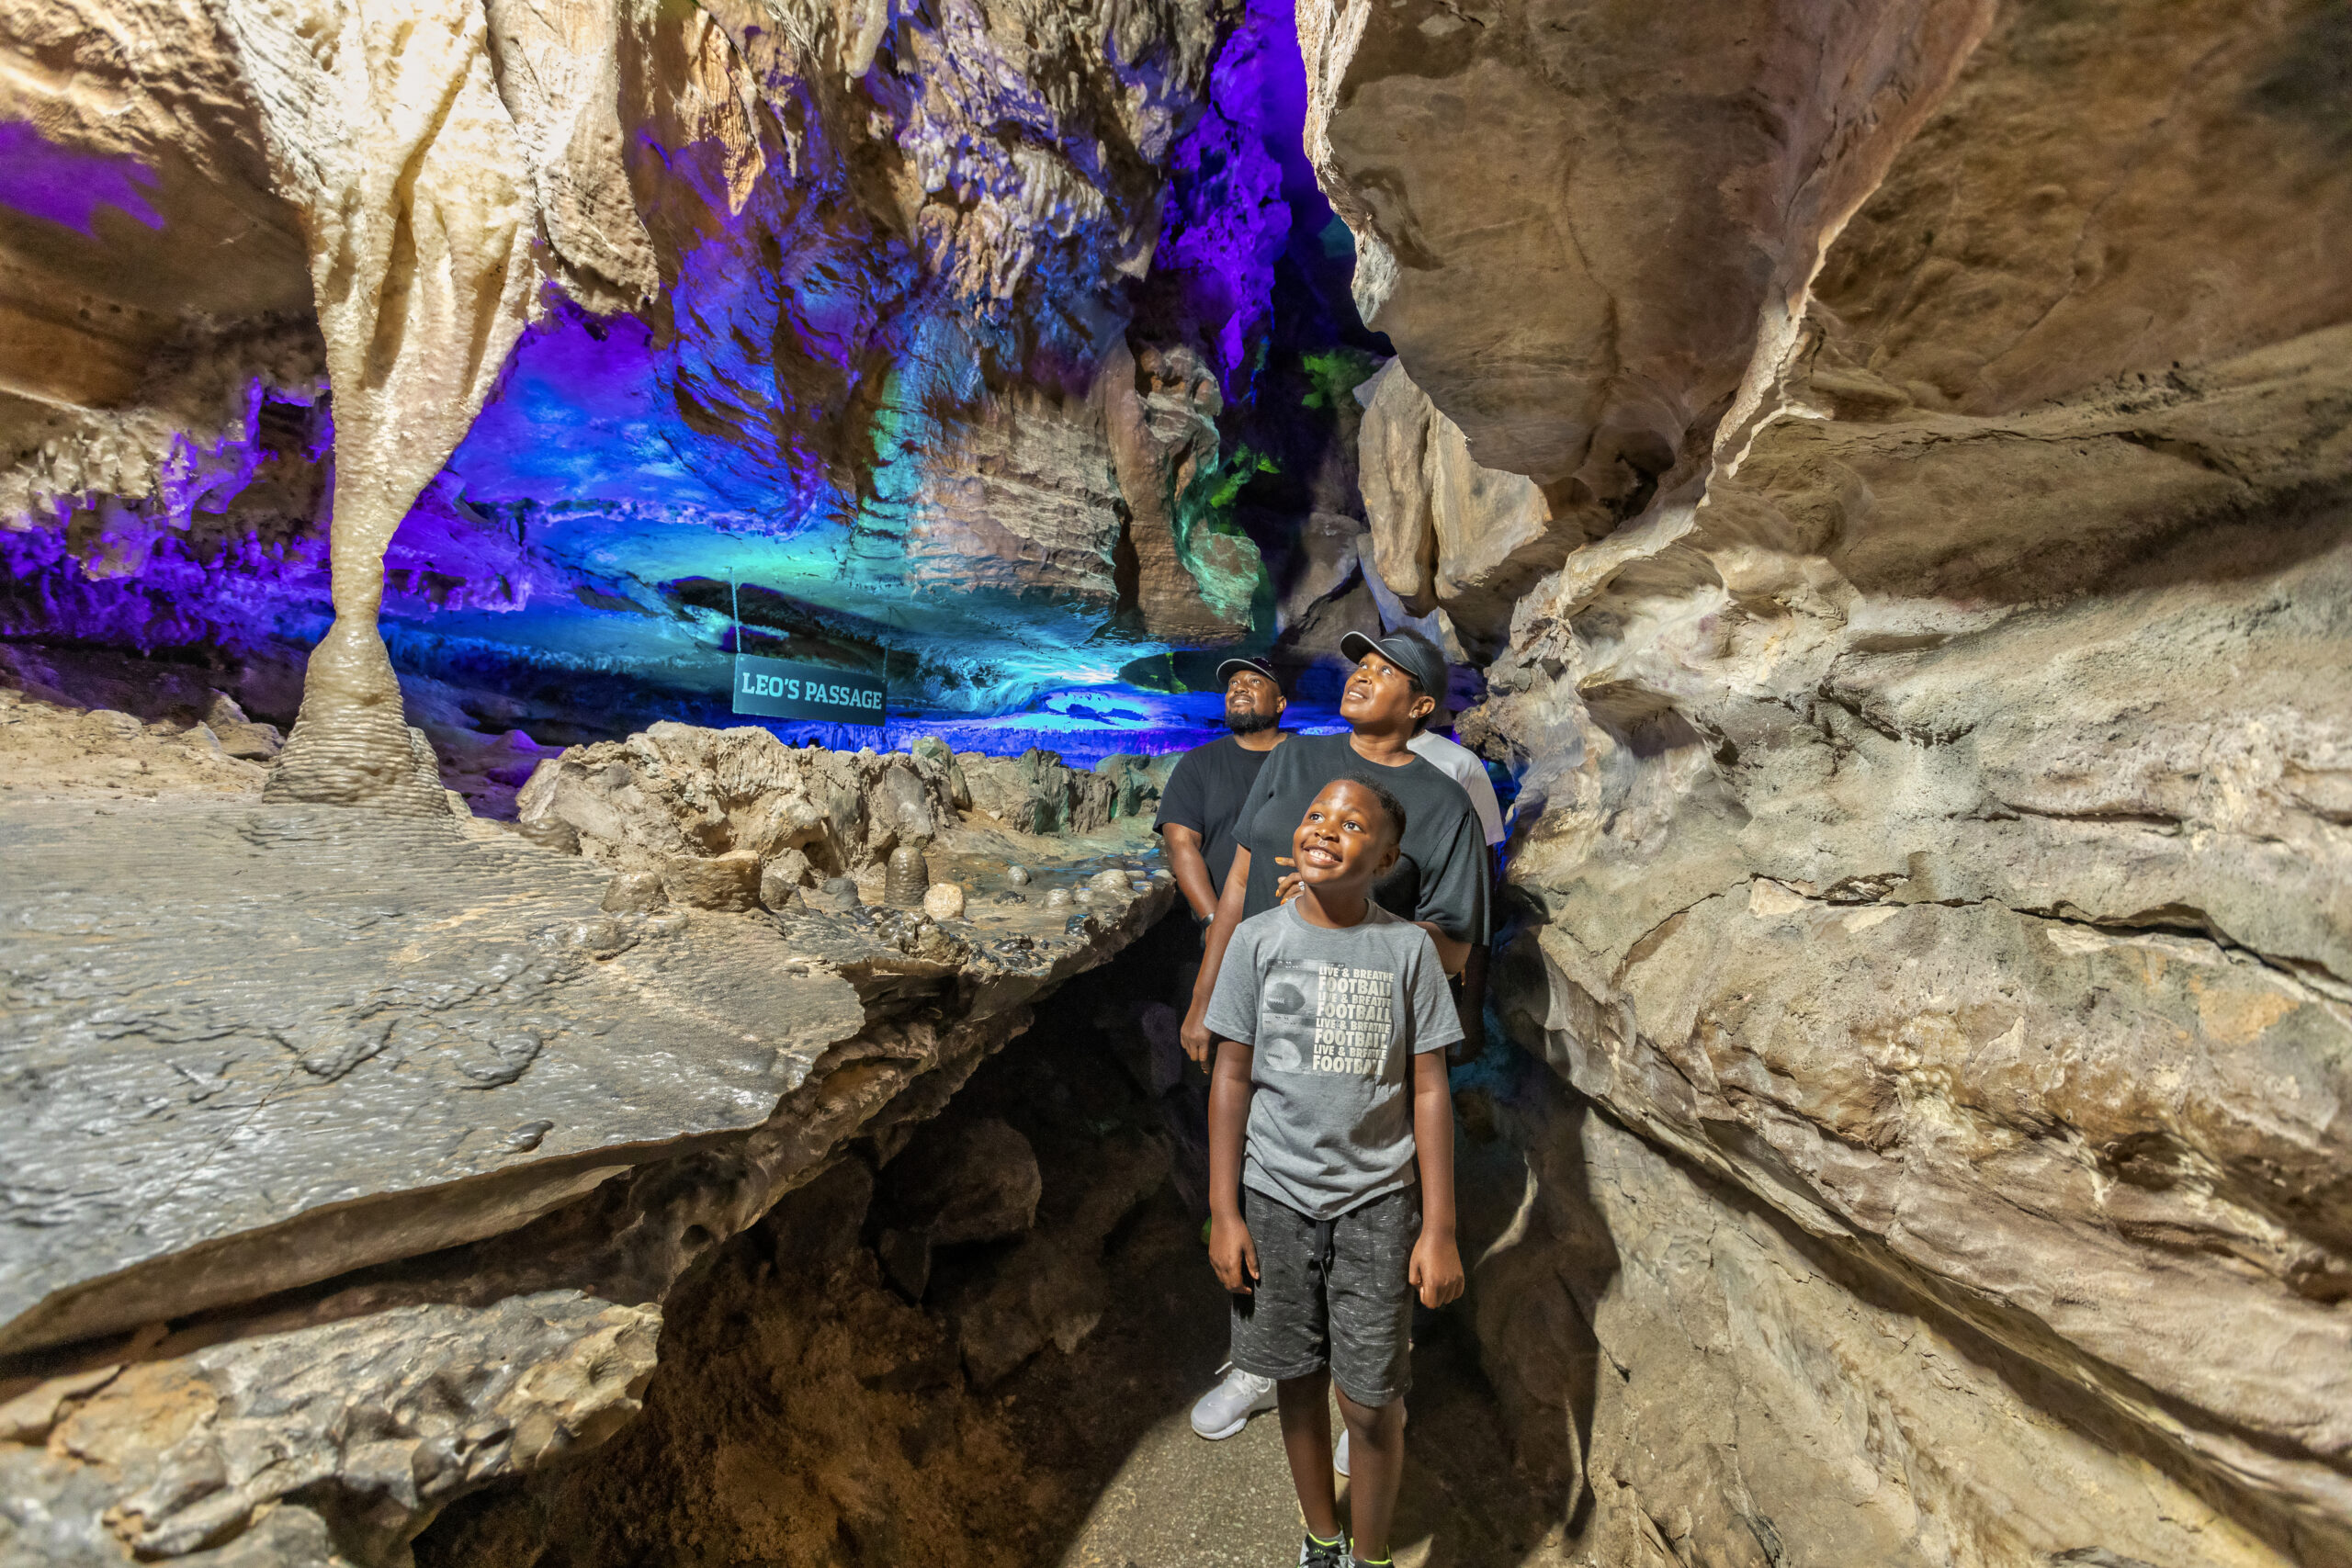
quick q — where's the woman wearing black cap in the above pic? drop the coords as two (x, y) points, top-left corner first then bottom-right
(1178, 627), (1487, 1062)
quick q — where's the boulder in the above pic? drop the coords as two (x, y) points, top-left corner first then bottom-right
(958, 748), (1123, 836)
(519, 724), (957, 880)
(1093, 752), (1177, 822)
(760, 848), (813, 910)
(946, 1129), (1169, 1387)
(661, 850), (761, 912)
(1356, 360), (1566, 654)
(601, 869), (666, 913)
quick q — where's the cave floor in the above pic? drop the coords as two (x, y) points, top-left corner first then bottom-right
(1050, 1292), (1569, 1568)
(956, 1010), (1573, 1568)
(947, 1027), (1574, 1568)
(417, 966), (1573, 1568)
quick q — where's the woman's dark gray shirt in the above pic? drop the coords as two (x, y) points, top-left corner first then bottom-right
(1229, 734), (1488, 943)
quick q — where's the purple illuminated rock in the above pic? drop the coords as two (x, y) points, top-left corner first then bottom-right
(0, 0), (1283, 765)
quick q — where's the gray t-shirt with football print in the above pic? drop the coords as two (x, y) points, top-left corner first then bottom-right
(1203, 900), (1463, 1220)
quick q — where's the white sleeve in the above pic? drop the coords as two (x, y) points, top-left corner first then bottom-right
(1414, 733), (1507, 846)
(1459, 759), (1505, 846)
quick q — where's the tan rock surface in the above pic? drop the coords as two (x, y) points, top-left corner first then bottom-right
(0, 724), (1182, 1562)
(0, 0), (311, 413)
(1476, 1085), (2296, 1568)
(1316, 0), (2352, 1560)
(0, 687), (266, 802)
(1299, 0), (1990, 496)
(1357, 358), (1562, 653)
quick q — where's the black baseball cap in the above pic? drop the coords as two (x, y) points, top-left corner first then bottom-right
(1213, 654), (1283, 693)
(1340, 629), (1450, 699)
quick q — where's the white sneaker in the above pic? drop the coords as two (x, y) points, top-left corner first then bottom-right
(1190, 1363), (1277, 1438)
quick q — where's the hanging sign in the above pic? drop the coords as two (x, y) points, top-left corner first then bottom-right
(725, 571), (886, 727)
(731, 654), (886, 727)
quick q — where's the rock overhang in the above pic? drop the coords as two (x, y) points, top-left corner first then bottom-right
(0, 721), (1188, 1362)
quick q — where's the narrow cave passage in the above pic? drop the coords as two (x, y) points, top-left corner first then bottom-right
(413, 913), (1558, 1568)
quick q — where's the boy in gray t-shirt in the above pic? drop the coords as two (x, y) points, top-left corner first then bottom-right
(1203, 778), (1464, 1568)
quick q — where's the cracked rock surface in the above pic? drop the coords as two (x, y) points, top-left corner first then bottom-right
(0, 720), (1178, 1565)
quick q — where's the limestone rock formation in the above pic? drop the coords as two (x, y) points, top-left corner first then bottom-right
(226, 0), (546, 817)
(1102, 339), (1264, 641)
(11, 0), (2351, 1562)
(947, 1125), (1170, 1386)
(0, 686), (268, 801)
(1300, 0), (1990, 502)
(1, 0), (1278, 747)
(958, 747), (1178, 838)
(0, 715), (1180, 1563)
(1316, 0), (2352, 1561)
(1356, 358), (1558, 655)
(0, 1292), (660, 1566)
(518, 724), (1174, 894)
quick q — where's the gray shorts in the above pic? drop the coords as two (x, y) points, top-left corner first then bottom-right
(1229, 1184), (1419, 1407)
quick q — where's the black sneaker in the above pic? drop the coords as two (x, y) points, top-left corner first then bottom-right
(1296, 1532), (1347, 1568)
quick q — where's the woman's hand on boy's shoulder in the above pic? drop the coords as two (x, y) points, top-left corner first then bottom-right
(1210, 1212), (1259, 1295)
(1409, 1230), (1464, 1309)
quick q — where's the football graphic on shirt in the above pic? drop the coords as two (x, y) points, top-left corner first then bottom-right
(1259, 960), (1394, 1077)
(1259, 964), (1317, 1074)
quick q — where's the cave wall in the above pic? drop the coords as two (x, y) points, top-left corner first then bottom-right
(1309, 0), (2352, 1562)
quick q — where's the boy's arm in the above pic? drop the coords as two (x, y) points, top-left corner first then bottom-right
(1408, 1048), (1464, 1308)
(1207, 1037), (1259, 1294)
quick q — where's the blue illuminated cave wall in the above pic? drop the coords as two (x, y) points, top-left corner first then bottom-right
(0, 0), (1406, 785)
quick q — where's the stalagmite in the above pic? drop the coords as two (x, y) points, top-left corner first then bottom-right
(225, 0), (541, 813)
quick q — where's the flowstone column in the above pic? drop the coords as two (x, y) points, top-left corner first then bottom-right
(224, 0), (540, 814)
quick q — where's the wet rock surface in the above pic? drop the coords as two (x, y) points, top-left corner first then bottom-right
(0, 798), (864, 1356)
(0, 723), (1181, 1564)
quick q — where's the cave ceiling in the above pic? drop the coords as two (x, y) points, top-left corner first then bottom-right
(0, 0), (1381, 745)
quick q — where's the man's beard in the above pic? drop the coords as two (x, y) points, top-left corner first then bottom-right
(1227, 709), (1279, 736)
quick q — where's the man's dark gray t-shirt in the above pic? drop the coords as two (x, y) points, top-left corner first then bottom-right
(1204, 901), (1462, 1220)
(1155, 735), (1277, 896)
